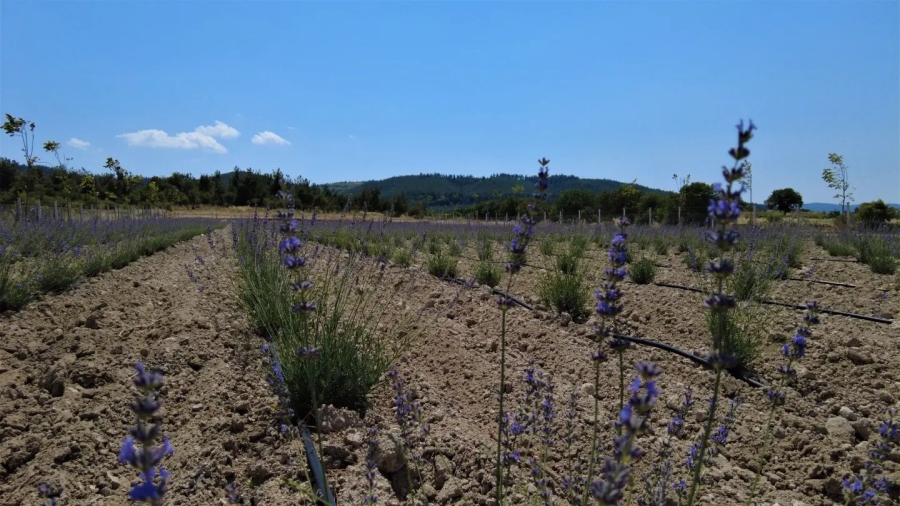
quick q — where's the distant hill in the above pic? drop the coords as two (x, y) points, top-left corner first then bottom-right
(803, 202), (900, 212)
(327, 173), (671, 210)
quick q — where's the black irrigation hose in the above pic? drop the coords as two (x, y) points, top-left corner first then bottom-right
(786, 277), (857, 288)
(757, 299), (894, 324)
(652, 282), (894, 325)
(612, 334), (768, 389)
(654, 282), (706, 294)
(810, 257), (859, 263)
(445, 277), (535, 310)
(439, 277), (766, 388)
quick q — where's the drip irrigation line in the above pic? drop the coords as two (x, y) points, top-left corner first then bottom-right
(810, 257), (859, 263)
(454, 253), (549, 271)
(652, 282), (894, 325)
(786, 277), (856, 288)
(756, 299), (893, 324)
(439, 277), (766, 388)
(654, 282), (706, 294)
(445, 277), (534, 310)
(611, 334), (768, 389)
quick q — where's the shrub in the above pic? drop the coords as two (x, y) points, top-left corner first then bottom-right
(770, 235), (804, 269)
(728, 252), (777, 301)
(569, 234), (589, 257)
(477, 239), (495, 262)
(427, 252), (458, 279)
(815, 234), (856, 257)
(705, 302), (770, 376)
(628, 256), (656, 284)
(235, 221), (420, 421)
(539, 271), (590, 321)
(475, 260), (502, 287)
(538, 238), (555, 258)
(868, 254), (897, 275)
(556, 251), (579, 276)
(684, 245), (707, 273)
(391, 248), (412, 267)
(653, 238), (669, 256)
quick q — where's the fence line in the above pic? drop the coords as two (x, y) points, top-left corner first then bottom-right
(2, 198), (173, 223)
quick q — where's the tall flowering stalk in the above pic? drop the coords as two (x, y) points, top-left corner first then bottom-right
(363, 428), (379, 504)
(117, 363), (174, 505)
(495, 158), (549, 504)
(274, 180), (320, 422)
(639, 387), (694, 506)
(746, 302), (818, 504)
(584, 216), (631, 502)
(388, 368), (430, 501)
(270, 180), (330, 501)
(685, 119), (755, 505)
(590, 361), (662, 504)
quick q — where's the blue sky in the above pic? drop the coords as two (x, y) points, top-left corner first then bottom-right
(1, 1), (897, 204)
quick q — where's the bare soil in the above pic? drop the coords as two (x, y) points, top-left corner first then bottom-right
(1, 228), (898, 505)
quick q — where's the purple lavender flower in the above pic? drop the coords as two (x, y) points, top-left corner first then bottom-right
(225, 482), (243, 504)
(37, 483), (61, 506)
(843, 407), (898, 504)
(363, 428), (379, 504)
(117, 363), (174, 504)
(590, 362), (662, 503)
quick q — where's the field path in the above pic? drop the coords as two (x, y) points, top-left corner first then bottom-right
(0, 227), (284, 505)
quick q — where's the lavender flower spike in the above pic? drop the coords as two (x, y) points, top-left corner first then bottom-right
(118, 362), (174, 504)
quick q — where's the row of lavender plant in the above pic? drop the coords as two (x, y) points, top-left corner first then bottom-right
(0, 216), (220, 311)
(476, 121), (897, 506)
(39, 120), (893, 506)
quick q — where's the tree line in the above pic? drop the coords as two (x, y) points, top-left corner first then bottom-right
(4, 114), (894, 226)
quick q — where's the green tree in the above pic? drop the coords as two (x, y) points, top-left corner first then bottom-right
(680, 181), (716, 224)
(0, 158), (18, 192)
(854, 200), (899, 227)
(554, 188), (598, 219)
(43, 140), (72, 170)
(764, 188), (803, 214)
(822, 153), (854, 223)
(2, 114), (38, 167)
(80, 174), (98, 201)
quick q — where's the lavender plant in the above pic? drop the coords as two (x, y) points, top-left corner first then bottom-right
(494, 157), (549, 503)
(746, 301), (818, 504)
(589, 360), (662, 504)
(684, 118), (756, 505)
(639, 388), (694, 506)
(842, 408), (898, 505)
(117, 363), (174, 504)
(387, 368), (430, 502)
(585, 216), (631, 501)
(234, 183), (420, 423)
(363, 428), (380, 504)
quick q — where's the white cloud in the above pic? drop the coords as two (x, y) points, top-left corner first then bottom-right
(116, 121), (240, 154)
(67, 138), (90, 149)
(194, 120), (239, 139)
(251, 131), (290, 146)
